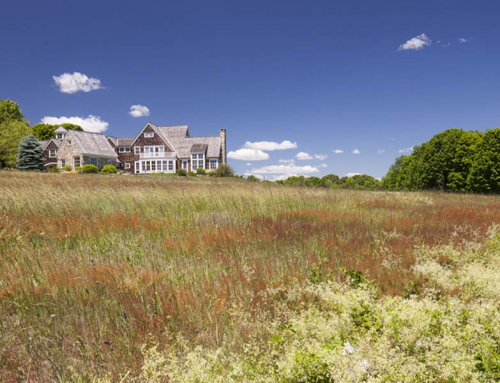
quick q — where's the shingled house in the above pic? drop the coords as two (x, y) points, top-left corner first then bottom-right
(37, 127), (67, 170)
(57, 130), (118, 170)
(37, 123), (227, 174)
(109, 123), (227, 174)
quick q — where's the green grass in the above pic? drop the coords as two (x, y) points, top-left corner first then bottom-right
(1, 172), (500, 382)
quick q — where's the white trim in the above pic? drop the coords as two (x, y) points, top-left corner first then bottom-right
(136, 159), (176, 174)
(125, 163), (131, 169)
(134, 146), (140, 154)
(144, 132), (154, 138)
(49, 149), (57, 158)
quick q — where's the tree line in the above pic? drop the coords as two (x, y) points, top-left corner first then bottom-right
(0, 99), (82, 168)
(382, 128), (500, 193)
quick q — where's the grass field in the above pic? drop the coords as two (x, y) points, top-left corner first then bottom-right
(1, 172), (500, 382)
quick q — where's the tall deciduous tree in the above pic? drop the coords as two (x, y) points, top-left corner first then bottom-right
(32, 123), (83, 140)
(17, 134), (44, 171)
(0, 99), (27, 125)
(0, 120), (32, 168)
(468, 128), (500, 193)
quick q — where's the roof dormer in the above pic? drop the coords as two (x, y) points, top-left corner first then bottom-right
(54, 126), (68, 140)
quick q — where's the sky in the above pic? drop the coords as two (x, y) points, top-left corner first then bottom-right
(1, 0), (499, 180)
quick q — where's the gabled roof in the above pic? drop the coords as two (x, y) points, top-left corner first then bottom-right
(158, 125), (221, 158)
(130, 123), (175, 151)
(54, 126), (67, 133)
(116, 137), (135, 147)
(190, 143), (208, 153)
(38, 139), (62, 151)
(70, 131), (117, 157)
(38, 140), (49, 150)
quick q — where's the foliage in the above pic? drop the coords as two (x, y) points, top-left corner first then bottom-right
(31, 123), (83, 141)
(0, 120), (32, 168)
(247, 175), (260, 182)
(176, 168), (187, 176)
(210, 163), (234, 177)
(81, 164), (98, 173)
(49, 166), (60, 173)
(16, 134), (44, 171)
(188, 171), (196, 176)
(63, 164), (72, 172)
(100, 165), (117, 174)
(196, 168), (206, 174)
(0, 99), (27, 126)
(468, 128), (500, 193)
(278, 174), (381, 190)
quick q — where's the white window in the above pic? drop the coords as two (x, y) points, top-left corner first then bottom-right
(144, 132), (154, 138)
(90, 158), (98, 166)
(49, 149), (56, 158)
(144, 146), (164, 157)
(182, 160), (188, 170)
(74, 157), (80, 167)
(191, 153), (205, 170)
(56, 133), (63, 139)
(134, 146), (140, 154)
(125, 163), (131, 169)
(60, 159), (66, 167)
(107, 159), (112, 165)
(118, 147), (131, 153)
(135, 162), (140, 173)
(209, 159), (218, 170)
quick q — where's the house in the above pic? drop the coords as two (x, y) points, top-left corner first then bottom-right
(57, 130), (118, 170)
(109, 123), (227, 174)
(35, 122), (227, 174)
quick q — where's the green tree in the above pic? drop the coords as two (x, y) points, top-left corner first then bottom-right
(32, 123), (83, 140)
(382, 155), (406, 190)
(0, 120), (32, 168)
(321, 174), (340, 188)
(304, 176), (323, 187)
(0, 99), (27, 126)
(211, 163), (235, 177)
(17, 134), (44, 171)
(468, 128), (500, 193)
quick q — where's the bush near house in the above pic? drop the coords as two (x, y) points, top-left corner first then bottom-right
(196, 168), (206, 174)
(49, 167), (59, 173)
(100, 164), (117, 174)
(188, 171), (196, 176)
(176, 168), (187, 176)
(81, 164), (98, 173)
(62, 164), (72, 172)
(210, 163), (234, 177)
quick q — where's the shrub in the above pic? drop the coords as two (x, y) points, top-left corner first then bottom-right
(100, 165), (117, 174)
(49, 167), (59, 173)
(176, 169), (187, 176)
(75, 166), (82, 172)
(81, 164), (98, 173)
(247, 175), (260, 182)
(196, 168), (206, 174)
(188, 171), (196, 176)
(211, 163), (235, 177)
(62, 164), (72, 172)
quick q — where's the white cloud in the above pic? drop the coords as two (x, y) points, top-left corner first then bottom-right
(129, 105), (150, 118)
(41, 115), (108, 133)
(377, 149), (385, 154)
(249, 164), (319, 175)
(398, 33), (431, 51)
(320, 163), (328, 168)
(296, 152), (313, 160)
(345, 172), (361, 177)
(352, 149), (360, 154)
(228, 148), (269, 161)
(398, 147), (414, 154)
(53, 72), (103, 94)
(246, 163), (252, 166)
(272, 174), (293, 181)
(279, 159), (295, 164)
(458, 37), (471, 44)
(314, 154), (327, 160)
(243, 140), (297, 151)
(333, 149), (344, 154)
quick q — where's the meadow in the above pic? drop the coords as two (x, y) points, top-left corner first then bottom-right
(1, 172), (500, 382)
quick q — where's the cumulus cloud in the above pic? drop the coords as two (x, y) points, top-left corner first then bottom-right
(279, 159), (295, 164)
(243, 140), (297, 151)
(228, 148), (269, 161)
(314, 154), (327, 160)
(249, 164), (319, 175)
(345, 172), (361, 177)
(333, 149), (344, 154)
(129, 105), (150, 118)
(296, 152), (313, 160)
(398, 147), (414, 154)
(352, 149), (360, 154)
(41, 115), (108, 133)
(53, 72), (103, 94)
(377, 149), (385, 154)
(320, 163), (328, 168)
(398, 33), (431, 51)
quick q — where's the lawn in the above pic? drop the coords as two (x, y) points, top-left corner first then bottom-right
(1, 172), (500, 382)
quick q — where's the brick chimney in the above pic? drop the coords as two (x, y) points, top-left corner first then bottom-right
(220, 128), (227, 164)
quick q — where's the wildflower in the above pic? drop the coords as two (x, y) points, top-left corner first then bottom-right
(342, 342), (354, 355)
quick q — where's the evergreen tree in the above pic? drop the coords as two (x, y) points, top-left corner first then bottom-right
(17, 134), (44, 171)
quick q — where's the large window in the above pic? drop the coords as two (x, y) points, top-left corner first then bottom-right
(60, 159), (66, 167)
(209, 159), (218, 170)
(191, 153), (205, 170)
(118, 147), (131, 153)
(144, 146), (165, 157)
(144, 132), (154, 138)
(49, 149), (56, 158)
(90, 158), (98, 166)
(74, 156), (80, 168)
(182, 160), (188, 170)
(134, 146), (140, 154)
(135, 162), (139, 173)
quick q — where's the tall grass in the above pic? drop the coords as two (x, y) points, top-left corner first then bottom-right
(1, 172), (500, 381)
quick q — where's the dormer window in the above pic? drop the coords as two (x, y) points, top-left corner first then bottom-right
(144, 132), (154, 138)
(56, 133), (65, 139)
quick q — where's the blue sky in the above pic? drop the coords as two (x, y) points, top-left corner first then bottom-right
(1, 0), (499, 179)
